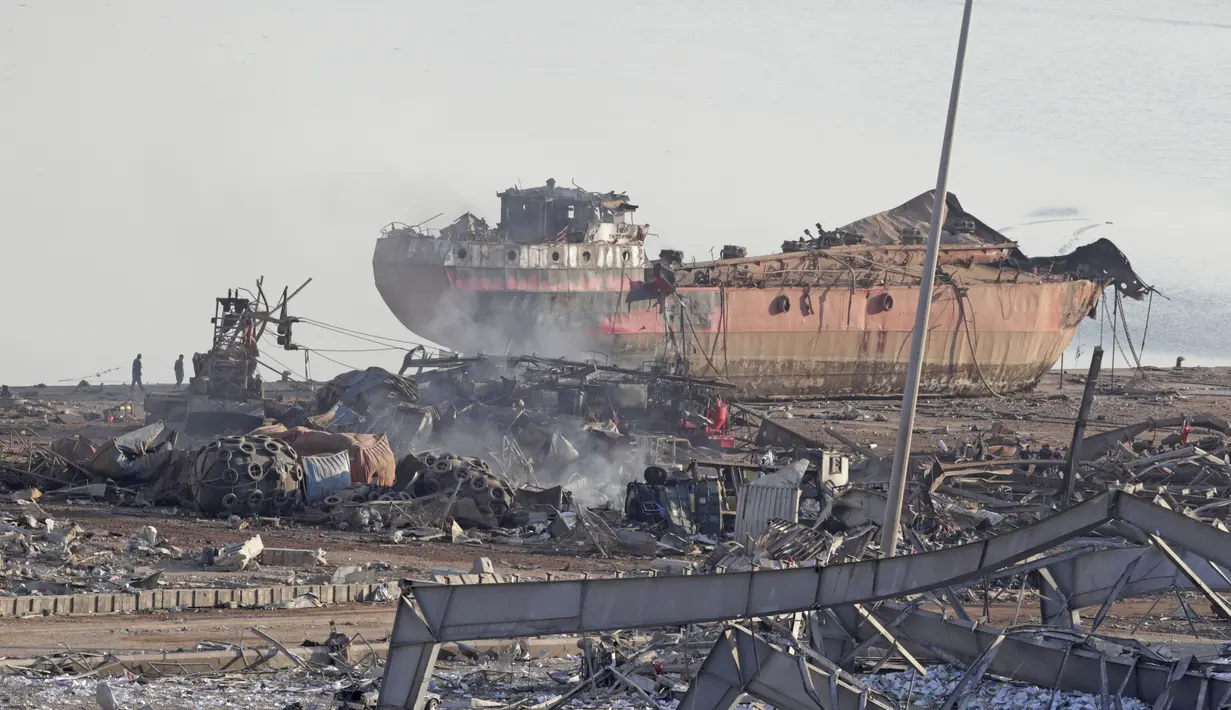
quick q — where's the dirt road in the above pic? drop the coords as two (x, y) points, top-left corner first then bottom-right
(0, 603), (393, 655)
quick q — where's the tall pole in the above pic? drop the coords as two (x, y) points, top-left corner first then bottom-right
(879, 0), (976, 557)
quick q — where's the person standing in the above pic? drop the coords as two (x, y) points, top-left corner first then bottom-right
(131, 354), (144, 392)
(174, 354), (185, 389)
(1036, 443), (1053, 474)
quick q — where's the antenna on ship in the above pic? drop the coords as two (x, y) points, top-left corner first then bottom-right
(880, 0), (975, 558)
(412, 213), (444, 230)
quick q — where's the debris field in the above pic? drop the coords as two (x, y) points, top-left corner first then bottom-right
(6, 354), (1231, 710)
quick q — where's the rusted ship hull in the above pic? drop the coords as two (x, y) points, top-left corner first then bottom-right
(373, 236), (1102, 396)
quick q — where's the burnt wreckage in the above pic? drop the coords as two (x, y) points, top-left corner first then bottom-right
(374, 181), (1149, 396)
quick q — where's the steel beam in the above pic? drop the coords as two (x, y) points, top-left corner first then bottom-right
(413, 491), (1118, 642)
(1149, 534), (1231, 621)
(1115, 494), (1231, 570)
(864, 605), (1230, 708)
(679, 626), (894, 710)
(1063, 345), (1102, 507)
(1047, 546), (1231, 610)
(378, 598), (441, 710)
(1037, 566), (1082, 629)
(380, 490), (1231, 710)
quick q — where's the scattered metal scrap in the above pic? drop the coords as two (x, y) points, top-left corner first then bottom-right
(9, 287), (1231, 708)
(683, 625), (896, 709)
(379, 488), (1231, 708)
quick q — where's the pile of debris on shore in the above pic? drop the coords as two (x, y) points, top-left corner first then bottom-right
(9, 350), (1231, 709)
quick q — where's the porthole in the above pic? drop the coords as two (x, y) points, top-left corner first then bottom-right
(868, 292), (895, 314)
(507, 250), (518, 261)
(582, 251), (592, 262)
(621, 251), (630, 262)
(456, 248), (467, 259)
(552, 251), (561, 262)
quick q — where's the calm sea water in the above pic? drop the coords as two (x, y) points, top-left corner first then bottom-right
(628, 0), (1231, 369)
(543, 0), (1231, 369)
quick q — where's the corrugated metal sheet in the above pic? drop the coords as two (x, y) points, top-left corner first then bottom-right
(301, 450), (352, 503)
(734, 482), (800, 543)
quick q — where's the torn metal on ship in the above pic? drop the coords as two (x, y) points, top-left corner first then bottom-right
(373, 181), (1150, 397)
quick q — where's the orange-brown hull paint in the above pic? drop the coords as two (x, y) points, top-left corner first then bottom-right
(373, 244), (1101, 396)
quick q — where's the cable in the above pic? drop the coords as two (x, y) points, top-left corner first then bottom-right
(299, 318), (441, 349)
(299, 320), (415, 349)
(305, 348), (362, 371)
(256, 348), (306, 381)
(298, 318), (454, 358)
(1109, 287), (1119, 389)
(306, 347), (402, 353)
(1099, 287), (1106, 348)
(1115, 290), (1144, 372)
(1138, 290), (1154, 361)
(56, 366), (123, 383)
(951, 283), (1007, 399)
(675, 293), (723, 377)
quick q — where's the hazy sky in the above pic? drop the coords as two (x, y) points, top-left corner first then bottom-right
(2, 0), (1228, 384)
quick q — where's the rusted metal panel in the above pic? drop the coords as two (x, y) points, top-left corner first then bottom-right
(375, 233), (1107, 396)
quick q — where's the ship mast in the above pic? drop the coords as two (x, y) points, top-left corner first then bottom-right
(880, 0), (976, 557)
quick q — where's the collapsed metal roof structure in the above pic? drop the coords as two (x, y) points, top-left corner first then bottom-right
(682, 625), (896, 710)
(378, 487), (1231, 709)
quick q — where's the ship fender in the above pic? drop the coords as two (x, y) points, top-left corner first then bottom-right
(868, 292), (894, 314)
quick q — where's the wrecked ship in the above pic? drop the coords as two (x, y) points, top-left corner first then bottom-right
(373, 180), (1147, 396)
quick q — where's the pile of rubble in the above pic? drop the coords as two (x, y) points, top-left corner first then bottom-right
(12, 349), (1231, 709)
(0, 386), (136, 432)
(365, 485), (1231, 709)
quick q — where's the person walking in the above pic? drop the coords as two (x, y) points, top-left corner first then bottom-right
(174, 354), (185, 389)
(131, 354), (144, 392)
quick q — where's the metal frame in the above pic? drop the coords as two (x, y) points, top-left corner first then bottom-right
(378, 489), (1231, 709)
(828, 604), (1231, 709)
(680, 625), (894, 710)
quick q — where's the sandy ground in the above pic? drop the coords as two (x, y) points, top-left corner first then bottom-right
(764, 365), (1231, 456)
(32, 503), (643, 581)
(5, 367), (1231, 664)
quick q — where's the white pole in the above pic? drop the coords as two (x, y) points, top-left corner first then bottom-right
(879, 0), (976, 557)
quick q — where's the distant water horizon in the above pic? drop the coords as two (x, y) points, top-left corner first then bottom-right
(1060, 275), (1231, 371)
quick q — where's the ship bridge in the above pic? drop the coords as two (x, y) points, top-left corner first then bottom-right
(496, 178), (647, 245)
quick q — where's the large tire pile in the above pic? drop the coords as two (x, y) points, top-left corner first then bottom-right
(416, 453), (514, 520)
(190, 434), (304, 517)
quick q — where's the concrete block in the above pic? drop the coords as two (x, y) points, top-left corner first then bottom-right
(260, 548), (327, 567)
